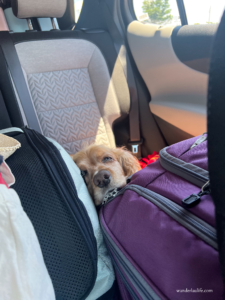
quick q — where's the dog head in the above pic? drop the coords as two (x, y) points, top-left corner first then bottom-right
(71, 144), (141, 206)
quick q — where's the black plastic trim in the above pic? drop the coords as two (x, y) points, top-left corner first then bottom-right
(176, 0), (188, 25)
(0, 90), (11, 129)
(57, 0), (76, 30)
(0, 46), (24, 128)
(172, 25), (217, 74)
(11, 0), (18, 18)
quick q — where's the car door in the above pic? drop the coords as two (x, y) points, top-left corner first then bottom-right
(127, 0), (223, 145)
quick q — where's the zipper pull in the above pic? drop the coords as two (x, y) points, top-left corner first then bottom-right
(102, 189), (120, 206)
(182, 181), (210, 208)
(190, 133), (207, 149)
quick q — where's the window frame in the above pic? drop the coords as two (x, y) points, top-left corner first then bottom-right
(176, 0), (188, 25)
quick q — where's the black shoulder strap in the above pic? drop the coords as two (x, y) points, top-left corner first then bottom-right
(207, 10), (225, 295)
(0, 31), (41, 133)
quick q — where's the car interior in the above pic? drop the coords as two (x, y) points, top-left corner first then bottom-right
(0, 0), (224, 299)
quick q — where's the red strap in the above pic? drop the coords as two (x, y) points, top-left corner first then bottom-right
(0, 172), (9, 188)
(139, 152), (159, 169)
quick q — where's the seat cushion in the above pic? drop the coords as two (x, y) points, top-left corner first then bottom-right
(16, 39), (121, 153)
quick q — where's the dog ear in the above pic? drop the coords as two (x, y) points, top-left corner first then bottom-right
(70, 151), (83, 163)
(113, 147), (141, 177)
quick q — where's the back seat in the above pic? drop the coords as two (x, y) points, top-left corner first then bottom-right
(0, 0), (130, 154)
(0, 0), (139, 298)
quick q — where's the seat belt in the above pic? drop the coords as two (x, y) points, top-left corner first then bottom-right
(102, 2), (143, 157)
(0, 31), (41, 133)
(207, 10), (225, 295)
(128, 86), (142, 157)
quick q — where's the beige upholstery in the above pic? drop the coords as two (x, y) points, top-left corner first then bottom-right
(127, 21), (208, 137)
(11, 0), (67, 19)
(15, 39), (121, 154)
(0, 8), (9, 31)
(150, 104), (207, 136)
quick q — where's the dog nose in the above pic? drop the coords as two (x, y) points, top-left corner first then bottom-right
(93, 170), (111, 188)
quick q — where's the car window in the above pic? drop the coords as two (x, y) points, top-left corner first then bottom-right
(74, 0), (83, 23)
(183, 0), (225, 25)
(133, 0), (181, 26)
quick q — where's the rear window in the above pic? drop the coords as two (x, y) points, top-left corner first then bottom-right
(183, 0), (225, 25)
(133, 0), (181, 26)
(133, 0), (225, 26)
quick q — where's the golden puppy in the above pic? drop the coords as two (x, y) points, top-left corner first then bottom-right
(71, 145), (141, 206)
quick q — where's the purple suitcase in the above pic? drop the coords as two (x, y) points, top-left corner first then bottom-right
(100, 134), (223, 300)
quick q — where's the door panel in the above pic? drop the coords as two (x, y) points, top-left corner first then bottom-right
(150, 104), (206, 136)
(127, 21), (211, 142)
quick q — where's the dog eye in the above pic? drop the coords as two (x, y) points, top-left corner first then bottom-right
(102, 157), (113, 163)
(81, 170), (88, 177)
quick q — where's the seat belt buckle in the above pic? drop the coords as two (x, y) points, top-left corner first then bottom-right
(132, 145), (139, 154)
(128, 139), (143, 155)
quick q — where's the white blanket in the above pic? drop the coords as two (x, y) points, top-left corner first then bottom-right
(0, 185), (55, 300)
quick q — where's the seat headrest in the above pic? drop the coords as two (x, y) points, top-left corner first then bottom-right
(11, 0), (67, 19)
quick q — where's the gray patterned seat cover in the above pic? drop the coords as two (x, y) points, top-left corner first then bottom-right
(16, 39), (122, 154)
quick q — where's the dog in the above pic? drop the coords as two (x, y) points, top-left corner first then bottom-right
(71, 144), (141, 206)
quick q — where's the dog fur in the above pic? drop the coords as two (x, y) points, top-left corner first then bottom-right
(71, 144), (141, 206)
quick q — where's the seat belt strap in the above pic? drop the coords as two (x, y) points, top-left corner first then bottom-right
(0, 31), (41, 133)
(128, 86), (142, 157)
(102, 2), (142, 157)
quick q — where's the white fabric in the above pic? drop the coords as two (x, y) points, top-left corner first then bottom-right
(0, 185), (55, 300)
(0, 128), (24, 134)
(0, 160), (15, 186)
(48, 138), (115, 300)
